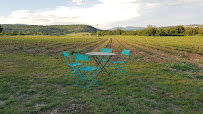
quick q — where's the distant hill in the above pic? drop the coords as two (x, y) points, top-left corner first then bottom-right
(109, 26), (146, 31)
(1, 24), (97, 35)
(109, 24), (203, 31)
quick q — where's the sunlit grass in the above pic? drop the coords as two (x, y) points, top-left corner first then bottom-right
(0, 35), (202, 113)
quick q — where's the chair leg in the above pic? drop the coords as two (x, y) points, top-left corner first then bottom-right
(112, 63), (122, 76)
(112, 63), (128, 77)
(117, 69), (123, 77)
(65, 66), (81, 81)
(92, 72), (99, 86)
(76, 78), (88, 89)
(87, 77), (95, 89)
(117, 65), (123, 77)
(65, 66), (74, 78)
(117, 69), (127, 77)
(70, 74), (75, 81)
(87, 72), (99, 89)
(70, 69), (77, 81)
(76, 74), (87, 88)
(76, 78), (81, 86)
(84, 72), (90, 80)
(65, 70), (71, 78)
(81, 71), (87, 83)
(112, 63), (119, 75)
(118, 65), (128, 75)
(76, 69), (99, 89)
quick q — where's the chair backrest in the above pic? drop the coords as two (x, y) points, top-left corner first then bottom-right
(120, 49), (130, 63)
(74, 54), (91, 66)
(122, 49), (130, 56)
(63, 51), (73, 64)
(63, 51), (71, 57)
(101, 48), (112, 53)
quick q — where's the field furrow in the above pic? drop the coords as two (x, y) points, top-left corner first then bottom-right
(101, 38), (111, 49)
(61, 38), (103, 53)
(111, 38), (122, 60)
(106, 38), (113, 49)
(82, 38), (109, 53)
(134, 42), (203, 65)
(117, 38), (165, 63)
(119, 38), (203, 67)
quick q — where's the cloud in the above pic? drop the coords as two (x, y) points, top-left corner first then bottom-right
(136, 0), (203, 7)
(1, 0), (202, 29)
(124, 0), (203, 27)
(72, 0), (91, 5)
(0, 10), (30, 24)
(0, 0), (140, 29)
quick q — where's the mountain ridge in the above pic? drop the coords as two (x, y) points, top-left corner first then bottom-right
(109, 26), (146, 31)
(1, 24), (97, 35)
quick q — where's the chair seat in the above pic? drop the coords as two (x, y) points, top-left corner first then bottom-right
(79, 66), (98, 71)
(67, 62), (83, 67)
(111, 61), (124, 64)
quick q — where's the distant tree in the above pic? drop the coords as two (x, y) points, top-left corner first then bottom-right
(156, 27), (166, 36)
(37, 32), (43, 35)
(124, 30), (138, 35)
(198, 28), (203, 36)
(115, 28), (123, 35)
(145, 25), (157, 36)
(193, 27), (199, 35)
(165, 27), (178, 36)
(176, 25), (185, 34)
(184, 27), (193, 36)
(170, 28), (178, 35)
(8, 29), (18, 35)
(0, 25), (3, 33)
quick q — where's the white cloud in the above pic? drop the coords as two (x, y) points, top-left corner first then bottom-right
(0, 10), (29, 24)
(137, 0), (203, 6)
(72, 0), (91, 5)
(2, 0), (201, 29)
(0, 0), (140, 29)
(128, 0), (203, 27)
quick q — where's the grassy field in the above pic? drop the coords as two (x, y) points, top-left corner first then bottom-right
(0, 35), (203, 113)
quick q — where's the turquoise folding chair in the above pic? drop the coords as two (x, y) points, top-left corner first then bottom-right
(98, 48), (112, 71)
(62, 51), (83, 81)
(101, 48), (112, 53)
(111, 49), (130, 77)
(74, 54), (99, 89)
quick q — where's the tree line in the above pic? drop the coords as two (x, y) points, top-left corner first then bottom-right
(1, 24), (203, 36)
(0, 25), (3, 33)
(0, 24), (97, 35)
(95, 25), (203, 36)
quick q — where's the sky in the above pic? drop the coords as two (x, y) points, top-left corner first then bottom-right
(0, 0), (203, 29)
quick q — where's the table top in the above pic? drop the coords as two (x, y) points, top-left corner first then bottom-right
(86, 52), (117, 56)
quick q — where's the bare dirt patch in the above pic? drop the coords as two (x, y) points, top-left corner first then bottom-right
(106, 38), (113, 49)
(57, 99), (90, 114)
(111, 38), (122, 61)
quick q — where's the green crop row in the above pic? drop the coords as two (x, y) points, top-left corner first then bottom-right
(102, 38), (111, 48)
(71, 38), (107, 54)
(114, 38), (125, 51)
(117, 36), (202, 56)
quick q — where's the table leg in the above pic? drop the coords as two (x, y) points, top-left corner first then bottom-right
(92, 55), (112, 76)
